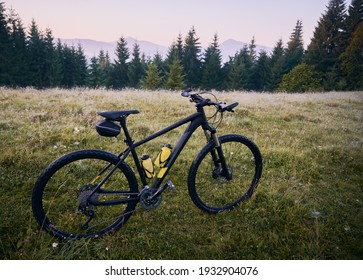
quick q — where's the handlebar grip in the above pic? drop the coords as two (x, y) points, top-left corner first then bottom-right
(225, 102), (239, 112)
(181, 88), (192, 97)
(228, 102), (239, 109)
(181, 91), (190, 97)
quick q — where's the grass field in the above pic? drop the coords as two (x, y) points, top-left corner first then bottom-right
(0, 88), (362, 260)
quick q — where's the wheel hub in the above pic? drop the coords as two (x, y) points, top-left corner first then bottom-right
(77, 184), (99, 209)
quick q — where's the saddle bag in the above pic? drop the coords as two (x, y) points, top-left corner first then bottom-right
(95, 120), (121, 137)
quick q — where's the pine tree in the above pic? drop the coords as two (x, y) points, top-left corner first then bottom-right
(27, 19), (45, 88)
(165, 33), (183, 66)
(128, 42), (144, 88)
(228, 43), (255, 90)
(61, 44), (86, 88)
(228, 59), (247, 90)
(152, 52), (166, 84)
(61, 45), (74, 88)
(165, 57), (186, 90)
(340, 22), (363, 89)
(252, 50), (271, 91)
(97, 49), (111, 87)
(304, 0), (347, 90)
(345, 0), (363, 36)
(182, 27), (202, 88)
(0, 2), (11, 85)
(141, 62), (163, 90)
(284, 20), (304, 73)
(248, 36), (257, 64)
(88, 56), (101, 88)
(227, 48), (249, 90)
(55, 39), (64, 86)
(110, 36), (129, 89)
(43, 28), (62, 87)
(7, 8), (28, 86)
(246, 38), (257, 90)
(269, 39), (286, 91)
(74, 44), (88, 87)
(201, 34), (223, 90)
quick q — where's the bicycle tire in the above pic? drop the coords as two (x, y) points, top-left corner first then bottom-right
(188, 134), (262, 213)
(32, 149), (138, 239)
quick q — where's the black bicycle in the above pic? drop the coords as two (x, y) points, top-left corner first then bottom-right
(32, 90), (262, 239)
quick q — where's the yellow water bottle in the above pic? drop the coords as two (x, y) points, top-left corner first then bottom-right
(154, 144), (173, 167)
(141, 154), (155, 179)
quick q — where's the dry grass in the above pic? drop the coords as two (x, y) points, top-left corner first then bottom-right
(0, 88), (362, 259)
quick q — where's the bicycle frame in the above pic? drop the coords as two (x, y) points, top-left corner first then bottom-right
(89, 105), (228, 206)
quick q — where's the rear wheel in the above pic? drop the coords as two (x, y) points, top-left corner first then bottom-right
(32, 150), (139, 239)
(188, 134), (262, 213)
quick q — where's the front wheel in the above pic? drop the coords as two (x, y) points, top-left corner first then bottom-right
(188, 134), (262, 213)
(32, 150), (139, 239)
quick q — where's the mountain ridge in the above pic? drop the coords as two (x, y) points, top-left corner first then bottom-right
(59, 37), (272, 63)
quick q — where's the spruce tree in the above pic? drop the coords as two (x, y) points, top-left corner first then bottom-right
(227, 48), (249, 90)
(61, 45), (74, 88)
(97, 49), (111, 87)
(88, 56), (100, 88)
(74, 44), (88, 87)
(7, 8), (28, 87)
(284, 20), (304, 73)
(110, 36), (129, 89)
(269, 39), (286, 91)
(304, 0), (347, 90)
(340, 22), (363, 89)
(228, 43), (254, 90)
(43, 28), (62, 87)
(141, 62), (163, 90)
(165, 57), (186, 90)
(345, 0), (363, 36)
(165, 33), (183, 67)
(246, 38), (257, 90)
(27, 19), (45, 88)
(182, 27), (202, 88)
(152, 52), (166, 84)
(201, 34), (223, 90)
(127, 42), (144, 88)
(55, 39), (64, 86)
(252, 50), (271, 91)
(0, 2), (11, 85)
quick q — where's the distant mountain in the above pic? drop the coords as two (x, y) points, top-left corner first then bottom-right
(220, 39), (273, 62)
(58, 37), (272, 63)
(59, 37), (168, 62)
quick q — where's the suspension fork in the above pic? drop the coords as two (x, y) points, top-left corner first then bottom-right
(204, 129), (232, 180)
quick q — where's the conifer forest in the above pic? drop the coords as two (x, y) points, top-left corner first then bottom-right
(0, 0), (362, 92)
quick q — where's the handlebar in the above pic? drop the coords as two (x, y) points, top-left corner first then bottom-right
(181, 90), (238, 113)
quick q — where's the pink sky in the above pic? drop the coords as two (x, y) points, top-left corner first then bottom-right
(4, 0), (352, 47)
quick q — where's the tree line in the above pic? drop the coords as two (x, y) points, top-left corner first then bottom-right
(0, 0), (362, 92)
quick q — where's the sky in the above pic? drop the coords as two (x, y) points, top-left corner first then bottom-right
(3, 0), (353, 48)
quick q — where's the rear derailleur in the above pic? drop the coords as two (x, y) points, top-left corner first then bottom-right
(77, 184), (99, 230)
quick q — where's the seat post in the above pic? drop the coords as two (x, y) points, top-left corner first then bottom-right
(119, 116), (133, 146)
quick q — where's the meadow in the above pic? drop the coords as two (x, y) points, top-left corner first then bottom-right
(0, 88), (362, 260)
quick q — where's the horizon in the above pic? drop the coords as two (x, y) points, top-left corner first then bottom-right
(4, 0), (354, 48)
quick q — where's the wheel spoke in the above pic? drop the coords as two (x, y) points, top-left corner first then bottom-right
(32, 150), (138, 239)
(188, 135), (262, 213)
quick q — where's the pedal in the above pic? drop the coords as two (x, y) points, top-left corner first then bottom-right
(165, 180), (176, 193)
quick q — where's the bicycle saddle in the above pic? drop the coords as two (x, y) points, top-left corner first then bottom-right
(97, 110), (139, 121)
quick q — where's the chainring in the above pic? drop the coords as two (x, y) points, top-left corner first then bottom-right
(139, 187), (162, 210)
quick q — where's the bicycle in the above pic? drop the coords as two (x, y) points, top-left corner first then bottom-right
(32, 90), (263, 239)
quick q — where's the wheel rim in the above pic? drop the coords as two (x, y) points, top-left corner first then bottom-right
(40, 156), (135, 238)
(193, 139), (259, 211)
